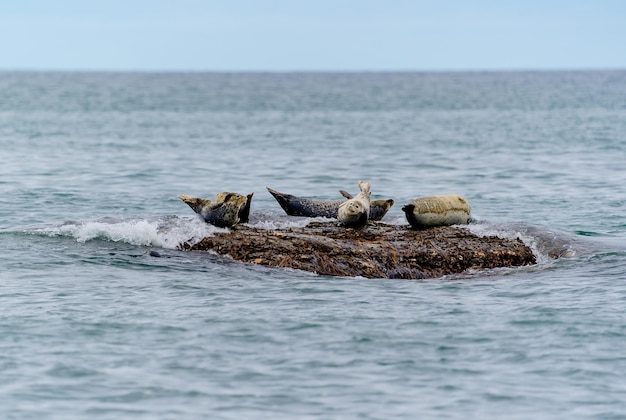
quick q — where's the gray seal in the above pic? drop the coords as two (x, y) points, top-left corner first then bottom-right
(179, 192), (253, 228)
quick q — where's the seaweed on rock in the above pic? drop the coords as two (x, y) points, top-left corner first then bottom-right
(179, 222), (536, 279)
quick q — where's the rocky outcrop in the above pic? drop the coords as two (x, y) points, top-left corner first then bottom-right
(179, 222), (536, 279)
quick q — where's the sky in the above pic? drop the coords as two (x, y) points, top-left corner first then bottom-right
(1, 0), (624, 71)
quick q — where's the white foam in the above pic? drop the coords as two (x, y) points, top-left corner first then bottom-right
(37, 216), (225, 249)
(464, 222), (526, 242)
(247, 216), (333, 230)
(464, 221), (577, 264)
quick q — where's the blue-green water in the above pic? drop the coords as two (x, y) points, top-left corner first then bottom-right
(1, 71), (626, 419)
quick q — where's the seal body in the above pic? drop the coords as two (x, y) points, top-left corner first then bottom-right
(199, 193), (245, 227)
(215, 192), (253, 223)
(267, 187), (343, 218)
(179, 192), (253, 228)
(402, 194), (471, 229)
(337, 181), (371, 228)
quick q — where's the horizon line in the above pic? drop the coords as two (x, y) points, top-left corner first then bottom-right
(1, 67), (625, 74)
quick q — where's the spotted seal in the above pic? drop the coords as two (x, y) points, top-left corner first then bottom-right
(268, 186), (393, 221)
(337, 181), (371, 228)
(339, 190), (394, 221)
(402, 194), (471, 229)
(179, 192), (253, 228)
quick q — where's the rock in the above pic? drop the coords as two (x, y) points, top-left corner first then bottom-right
(179, 222), (536, 279)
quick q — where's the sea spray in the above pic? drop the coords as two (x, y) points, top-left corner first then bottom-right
(32, 216), (225, 249)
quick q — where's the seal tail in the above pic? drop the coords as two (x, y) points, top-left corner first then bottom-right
(357, 181), (371, 199)
(267, 187), (297, 215)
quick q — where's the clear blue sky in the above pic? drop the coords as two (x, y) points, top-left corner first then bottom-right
(1, 0), (624, 71)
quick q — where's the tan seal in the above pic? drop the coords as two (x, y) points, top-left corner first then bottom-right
(402, 194), (471, 229)
(339, 190), (394, 221)
(337, 181), (371, 228)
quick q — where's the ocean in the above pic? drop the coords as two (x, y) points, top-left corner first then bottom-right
(1, 71), (625, 419)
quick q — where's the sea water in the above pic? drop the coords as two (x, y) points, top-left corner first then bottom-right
(1, 71), (625, 419)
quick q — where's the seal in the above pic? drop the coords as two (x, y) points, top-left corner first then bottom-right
(339, 190), (394, 221)
(337, 181), (371, 228)
(179, 192), (254, 228)
(266, 187), (342, 218)
(402, 194), (471, 229)
(215, 192), (253, 223)
(268, 186), (392, 221)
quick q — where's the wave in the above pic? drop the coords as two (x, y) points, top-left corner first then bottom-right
(465, 220), (583, 264)
(27, 216), (220, 249)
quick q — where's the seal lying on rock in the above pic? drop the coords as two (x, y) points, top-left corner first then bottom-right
(179, 192), (253, 228)
(339, 190), (394, 221)
(402, 194), (471, 229)
(267, 186), (393, 221)
(338, 181), (371, 228)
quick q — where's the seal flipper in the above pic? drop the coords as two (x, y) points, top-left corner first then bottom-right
(357, 181), (371, 198)
(339, 190), (353, 199)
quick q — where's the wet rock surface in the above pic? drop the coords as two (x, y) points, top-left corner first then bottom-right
(179, 222), (536, 279)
